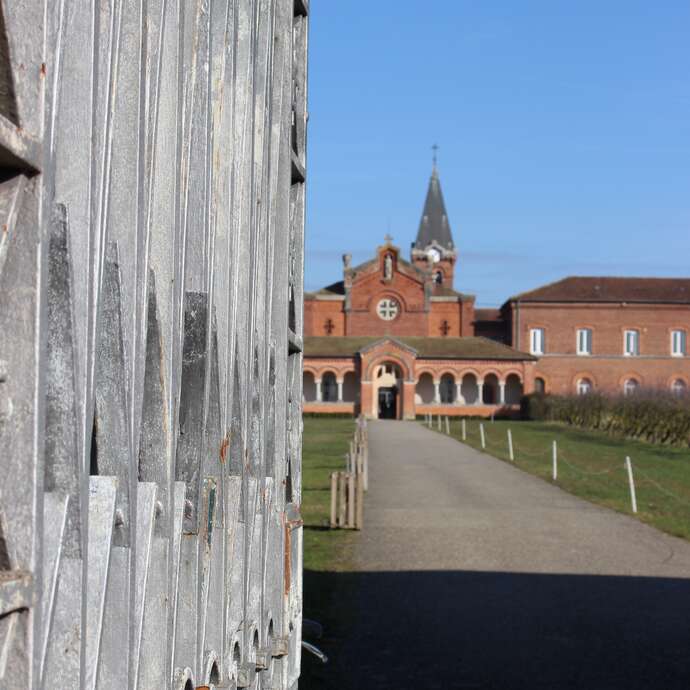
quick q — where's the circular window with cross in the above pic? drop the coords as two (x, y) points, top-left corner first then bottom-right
(376, 298), (399, 321)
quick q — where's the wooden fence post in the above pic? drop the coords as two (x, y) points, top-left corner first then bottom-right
(355, 473), (364, 530)
(330, 472), (338, 528)
(330, 419), (370, 530)
(363, 443), (369, 492)
(338, 472), (347, 527)
(625, 456), (638, 514)
(347, 473), (355, 528)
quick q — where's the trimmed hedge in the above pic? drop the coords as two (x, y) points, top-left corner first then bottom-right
(302, 411), (355, 419)
(521, 391), (690, 447)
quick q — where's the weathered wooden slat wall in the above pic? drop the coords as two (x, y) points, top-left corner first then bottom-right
(0, 0), (308, 687)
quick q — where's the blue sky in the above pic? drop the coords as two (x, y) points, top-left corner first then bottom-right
(304, 1), (690, 307)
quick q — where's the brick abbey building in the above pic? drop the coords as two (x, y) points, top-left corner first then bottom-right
(303, 164), (690, 419)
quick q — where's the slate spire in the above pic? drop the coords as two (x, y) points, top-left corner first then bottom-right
(413, 158), (454, 251)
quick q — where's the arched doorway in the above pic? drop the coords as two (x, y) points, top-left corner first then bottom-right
(460, 373), (479, 404)
(440, 373), (456, 404)
(372, 362), (403, 419)
(505, 374), (523, 404)
(322, 372), (337, 402)
(342, 371), (359, 402)
(483, 374), (499, 404)
(415, 372), (434, 404)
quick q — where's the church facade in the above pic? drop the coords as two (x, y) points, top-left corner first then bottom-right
(303, 165), (690, 419)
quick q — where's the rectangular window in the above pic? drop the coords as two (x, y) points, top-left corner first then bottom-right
(624, 330), (639, 356)
(576, 328), (592, 355)
(530, 328), (545, 355)
(671, 330), (687, 357)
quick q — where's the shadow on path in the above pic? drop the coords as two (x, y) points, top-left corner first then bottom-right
(302, 568), (690, 690)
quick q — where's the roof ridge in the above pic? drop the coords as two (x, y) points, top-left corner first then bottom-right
(508, 275), (690, 304)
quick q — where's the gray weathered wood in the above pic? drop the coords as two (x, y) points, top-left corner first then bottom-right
(0, 1), (308, 687)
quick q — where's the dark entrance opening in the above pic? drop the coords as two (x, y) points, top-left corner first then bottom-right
(378, 387), (397, 419)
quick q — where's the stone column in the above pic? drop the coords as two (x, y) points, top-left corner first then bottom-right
(315, 379), (322, 402)
(337, 380), (343, 402)
(433, 380), (441, 404)
(477, 382), (484, 405)
(499, 382), (506, 405)
(456, 382), (463, 405)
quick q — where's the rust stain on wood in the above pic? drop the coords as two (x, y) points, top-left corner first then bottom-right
(219, 431), (231, 463)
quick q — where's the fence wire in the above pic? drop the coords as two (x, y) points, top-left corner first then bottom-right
(557, 453), (623, 477)
(447, 419), (690, 517)
(634, 467), (690, 507)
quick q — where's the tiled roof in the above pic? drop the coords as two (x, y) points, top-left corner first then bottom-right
(350, 258), (376, 274)
(304, 336), (535, 361)
(304, 280), (345, 298)
(510, 276), (690, 304)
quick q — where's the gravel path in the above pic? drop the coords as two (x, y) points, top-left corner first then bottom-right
(328, 420), (690, 690)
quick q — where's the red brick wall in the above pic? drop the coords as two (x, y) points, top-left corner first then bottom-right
(346, 265), (429, 336)
(510, 302), (690, 394)
(305, 245), (480, 339)
(303, 357), (358, 377)
(428, 301), (461, 336)
(304, 299), (345, 336)
(460, 298), (476, 337)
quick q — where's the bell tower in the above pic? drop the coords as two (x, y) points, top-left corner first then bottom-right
(411, 146), (457, 287)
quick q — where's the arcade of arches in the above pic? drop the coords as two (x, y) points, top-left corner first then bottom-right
(304, 161), (690, 417)
(302, 336), (535, 420)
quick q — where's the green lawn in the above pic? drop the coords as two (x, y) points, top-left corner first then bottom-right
(432, 418), (690, 540)
(301, 416), (359, 689)
(302, 416), (357, 571)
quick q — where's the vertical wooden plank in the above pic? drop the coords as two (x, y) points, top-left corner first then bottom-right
(355, 473), (364, 531)
(338, 472), (347, 528)
(347, 474), (355, 529)
(330, 473), (337, 529)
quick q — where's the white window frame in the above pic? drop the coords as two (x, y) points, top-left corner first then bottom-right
(623, 378), (639, 396)
(623, 329), (639, 357)
(530, 328), (545, 355)
(671, 379), (687, 396)
(576, 328), (592, 356)
(577, 378), (593, 396)
(671, 330), (687, 357)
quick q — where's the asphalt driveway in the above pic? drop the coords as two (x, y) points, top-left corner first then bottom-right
(316, 420), (690, 690)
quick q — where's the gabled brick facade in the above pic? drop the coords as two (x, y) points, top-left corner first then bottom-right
(304, 170), (690, 419)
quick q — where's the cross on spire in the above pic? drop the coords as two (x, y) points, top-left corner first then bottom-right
(414, 147), (454, 252)
(384, 233), (394, 244)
